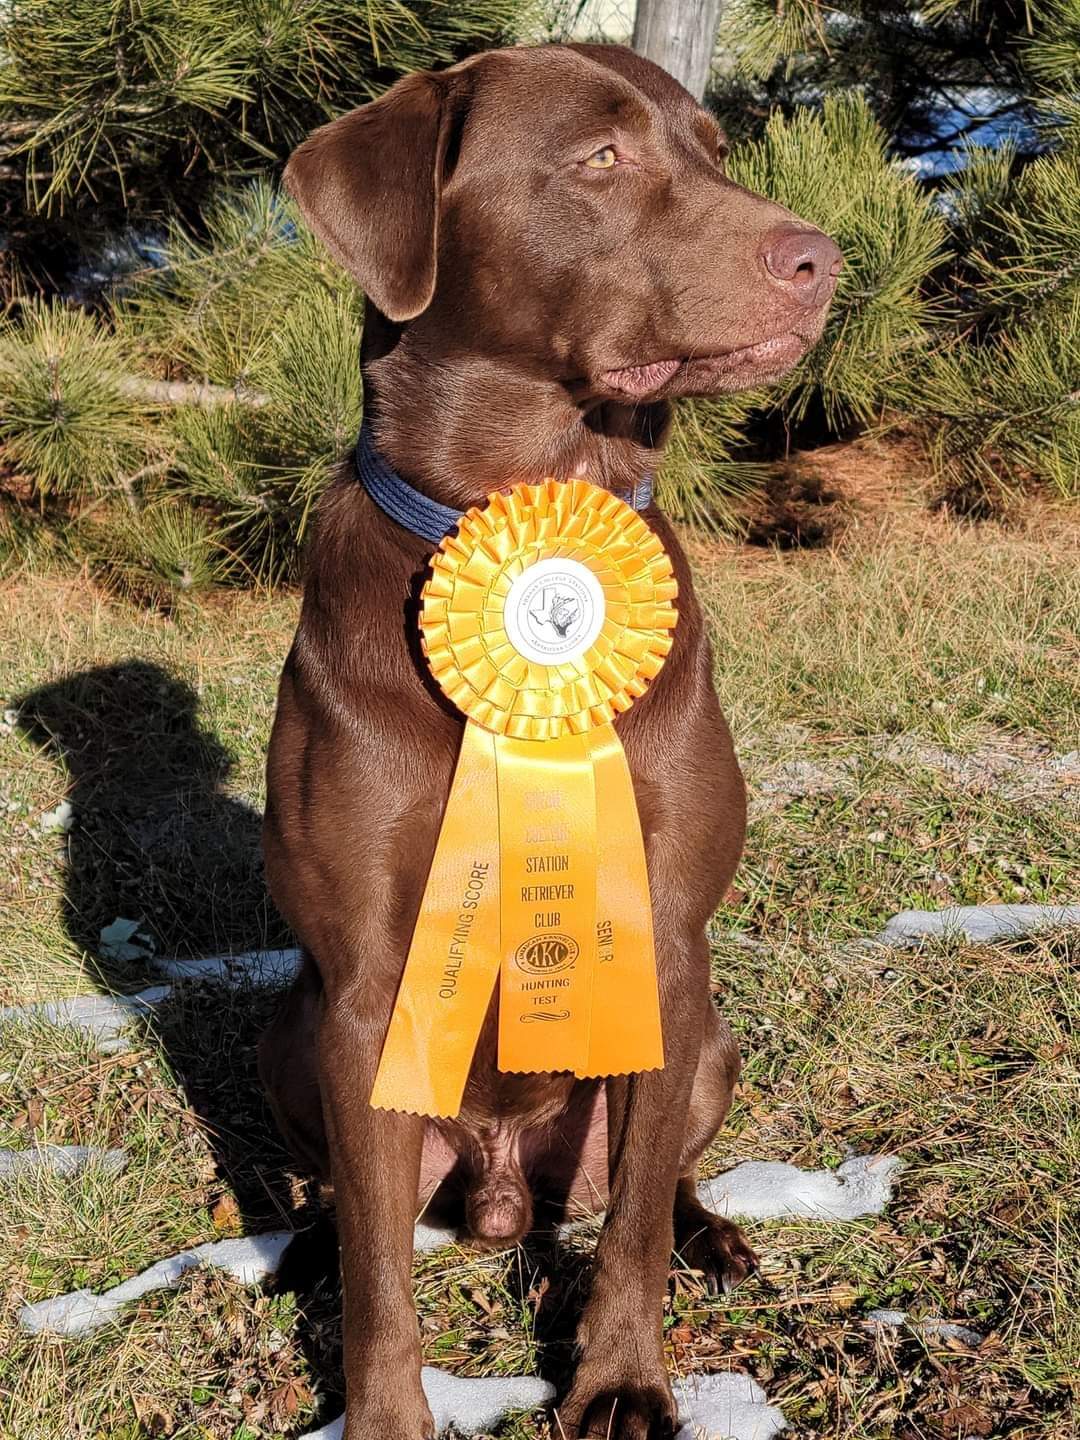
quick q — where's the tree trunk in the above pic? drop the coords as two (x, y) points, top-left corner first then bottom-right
(632, 0), (722, 101)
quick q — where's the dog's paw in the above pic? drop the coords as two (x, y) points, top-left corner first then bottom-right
(675, 1210), (758, 1295)
(558, 1379), (677, 1440)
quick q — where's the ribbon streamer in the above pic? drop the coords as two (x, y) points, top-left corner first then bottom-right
(371, 480), (676, 1119)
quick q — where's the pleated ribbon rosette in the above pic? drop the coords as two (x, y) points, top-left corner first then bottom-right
(370, 479), (678, 1118)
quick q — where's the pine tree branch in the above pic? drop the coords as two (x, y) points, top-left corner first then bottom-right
(0, 165), (54, 180)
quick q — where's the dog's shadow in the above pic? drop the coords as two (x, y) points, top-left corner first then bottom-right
(15, 660), (351, 1404)
(15, 659), (292, 1210)
(14, 659), (590, 1418)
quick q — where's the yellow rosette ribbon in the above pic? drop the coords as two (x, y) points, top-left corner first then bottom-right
(370, 478), (678, 1118)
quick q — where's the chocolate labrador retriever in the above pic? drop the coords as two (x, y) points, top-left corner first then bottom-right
(260, 41), (839, 1440)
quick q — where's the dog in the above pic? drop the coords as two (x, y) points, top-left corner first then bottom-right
(259, 42), (840, 1440)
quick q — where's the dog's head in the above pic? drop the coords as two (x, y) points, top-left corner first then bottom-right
(286, 44), (841, 403)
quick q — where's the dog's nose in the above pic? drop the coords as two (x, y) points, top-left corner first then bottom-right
(761, 224), (843, 307)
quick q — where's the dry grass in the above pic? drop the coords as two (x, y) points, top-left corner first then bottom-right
(0, 504), (1077, 1438)
(702, 510), (1080, 750)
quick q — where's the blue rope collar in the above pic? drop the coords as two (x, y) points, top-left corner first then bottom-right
(355, 422), (653, 547)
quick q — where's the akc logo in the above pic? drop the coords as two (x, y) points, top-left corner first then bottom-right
(514, 933), (579, 975)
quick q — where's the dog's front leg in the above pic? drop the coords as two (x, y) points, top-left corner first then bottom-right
(560, 935), (709, 1440)
(319, 1000), (432, 1440)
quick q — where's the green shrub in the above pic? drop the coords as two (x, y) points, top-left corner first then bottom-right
(0, 299), (159, 497)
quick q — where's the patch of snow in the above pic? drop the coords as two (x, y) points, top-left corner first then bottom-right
(301, 1369), (784, 1440)
(699, 1155), (901, 1222)
(424, 1369), (555, 1433)
(899, 87), (1043, 179)
(673, 1371), (786, 1440)
(19, 1231), (293, 1336)
(19, 1216), (462, 1338)
(920, 1318), (984, 1347)
(39, 799), (75, 833)
(298, 1368), (555, 1439)
(879, 903), (1080, 948)
(0, 1144), (128, 1179)
(864, 1309), (983, 1348)
(414, 1218), (458, 1253)
(155, 947), (302, 988)
(99, 917), (154, 963)
(0, 986), (171, 1054)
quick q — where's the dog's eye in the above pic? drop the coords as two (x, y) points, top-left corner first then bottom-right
(716, 141), (730, 165)
(584, 146), (617, 169)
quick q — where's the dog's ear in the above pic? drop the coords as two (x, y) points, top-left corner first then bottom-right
(284, 71), (466, 322)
